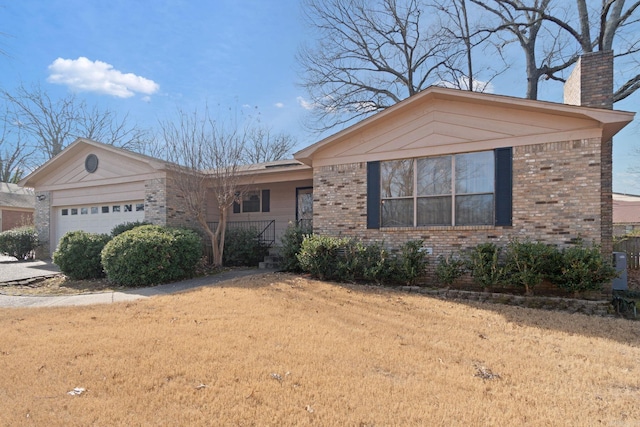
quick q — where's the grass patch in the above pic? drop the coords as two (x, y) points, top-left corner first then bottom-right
(0, 272), (639, 425)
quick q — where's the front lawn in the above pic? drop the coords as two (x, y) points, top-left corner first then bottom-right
(0, 272), (638, 425)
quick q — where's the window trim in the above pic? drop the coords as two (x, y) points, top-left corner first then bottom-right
(233, 189), (271, 214)
(373, 149), (511, 228)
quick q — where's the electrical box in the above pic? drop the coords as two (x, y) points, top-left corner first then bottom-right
(612, 252), (628, 291)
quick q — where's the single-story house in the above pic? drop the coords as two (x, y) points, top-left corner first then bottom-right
(0, 182), (35, 232)
(613, 193), (640, 236)
(19, 51), (635, 264)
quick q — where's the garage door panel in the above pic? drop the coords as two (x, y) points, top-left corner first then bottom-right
(55, 201), (145, 249)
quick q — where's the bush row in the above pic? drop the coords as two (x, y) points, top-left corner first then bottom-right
(282, 229), (428, 285)
(0, 226), (38, 260)
(436, 239), (618, 296)
(279, 225), (617, 296)
(52, 222), (202, 286)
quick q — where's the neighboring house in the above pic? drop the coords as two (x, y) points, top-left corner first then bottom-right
(613, 193), (640, 236)
(0, 182), (35, 232)
(19, 51), (635, 264)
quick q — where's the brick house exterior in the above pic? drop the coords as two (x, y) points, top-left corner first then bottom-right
(19, 52), (634, 264)
(295, 52), (633, 263)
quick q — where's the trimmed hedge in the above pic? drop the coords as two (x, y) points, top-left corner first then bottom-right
(53, 231), (111, 280)
(441, 239), (618, 296)
(223, 227), (270, 267)
(279, 223), (311, 272)
(548, 241), (618, 296)
(110, 220), (149, 237)
(101, 225), (202, 287)
(297, 235), (428, 285)
(0, 226), (38, 260)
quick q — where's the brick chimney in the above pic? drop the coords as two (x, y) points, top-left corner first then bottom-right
(563, 50), (615, 257)
(563, 50), (614, 109)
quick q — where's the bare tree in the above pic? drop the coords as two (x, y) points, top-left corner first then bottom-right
(431, 0), (508, 91)
(243, 126), (297, 164)
(298, 0), (452, 131)
(468, 0), (572, 100)
(470, 0), (640, 101)
(160, 108), (248, 267)
(2, 83), (152, 163)
(0, 107), (34, 183)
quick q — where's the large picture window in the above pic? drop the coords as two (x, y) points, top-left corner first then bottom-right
(381, 151), (495, 227)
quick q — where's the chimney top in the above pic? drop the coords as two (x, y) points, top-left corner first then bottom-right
(563, 50), (614, 110)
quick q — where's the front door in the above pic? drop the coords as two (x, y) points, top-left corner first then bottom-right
(296, 187), (313, 230)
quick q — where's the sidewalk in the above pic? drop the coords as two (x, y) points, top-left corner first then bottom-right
(0, 258), (270, 308)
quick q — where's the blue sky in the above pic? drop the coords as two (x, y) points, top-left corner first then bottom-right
(1, 0), (638, 193)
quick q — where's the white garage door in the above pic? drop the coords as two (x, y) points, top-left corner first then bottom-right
(55, 201), (146, 249)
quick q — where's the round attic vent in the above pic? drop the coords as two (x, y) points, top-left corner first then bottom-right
(85, 154), (99, 173)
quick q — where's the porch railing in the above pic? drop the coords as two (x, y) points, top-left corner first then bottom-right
(207, 220), (276, 247)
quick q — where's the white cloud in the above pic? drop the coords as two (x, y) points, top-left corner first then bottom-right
(47, 57), (159, 98)
(436, 76), (494, 93)
(296, 96), (316, 110)
(274, 102), (284, 108)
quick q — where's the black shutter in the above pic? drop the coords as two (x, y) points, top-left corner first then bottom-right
(495, 147), (513, 226)
(367, 161), (381, 229)
(233, 201), (240, 214)
(261, 189), (270, 212)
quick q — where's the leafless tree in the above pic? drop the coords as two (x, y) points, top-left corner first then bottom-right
(159, 107), (248, 267)
(243, 126), (297, 164)
(0, 108), (33, 183)
(470, 0), (640, 101)
(431, 0), (508, 91)
(2, 83), (152, 163)
(298, 0), (453, 131)
(1, 105), (33, 183)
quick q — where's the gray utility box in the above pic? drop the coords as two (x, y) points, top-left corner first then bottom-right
(612, 252), (628, 291)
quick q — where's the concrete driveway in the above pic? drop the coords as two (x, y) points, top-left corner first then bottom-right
(0, 255), (61, 284)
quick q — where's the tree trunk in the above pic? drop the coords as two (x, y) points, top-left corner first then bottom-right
(212, 207), (228, 267)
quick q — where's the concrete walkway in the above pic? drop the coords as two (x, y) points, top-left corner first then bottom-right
(0, 256), (271, 308)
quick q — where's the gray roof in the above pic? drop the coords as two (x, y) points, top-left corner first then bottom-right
(0, 183), (35, 209)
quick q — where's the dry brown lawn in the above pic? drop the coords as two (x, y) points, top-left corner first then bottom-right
(1, 272), (639, 426)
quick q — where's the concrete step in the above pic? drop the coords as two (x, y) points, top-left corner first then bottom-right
(259, 261), (280, 269)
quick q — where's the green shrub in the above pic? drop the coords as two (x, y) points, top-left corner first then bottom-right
(353, 241), (397, 284)
(297, 234), (352, 281)
(0, 226), (38, 260)
(223, 227), (270, 267)
(435, 254), (467, 285)
(394, 240), (429, 285)
(53, 231), (111, 279)
(503, 239), (556, 295)
(101, 225), (202, 287)
(467, 242), (504, 289)
(279, 223), (311, 272)
(548, 241), (618, 296)
(110, 220), (150, 237)
(296, 235), (426, 285)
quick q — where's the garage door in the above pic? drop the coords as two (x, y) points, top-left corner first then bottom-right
(55, 201), (145, 249)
